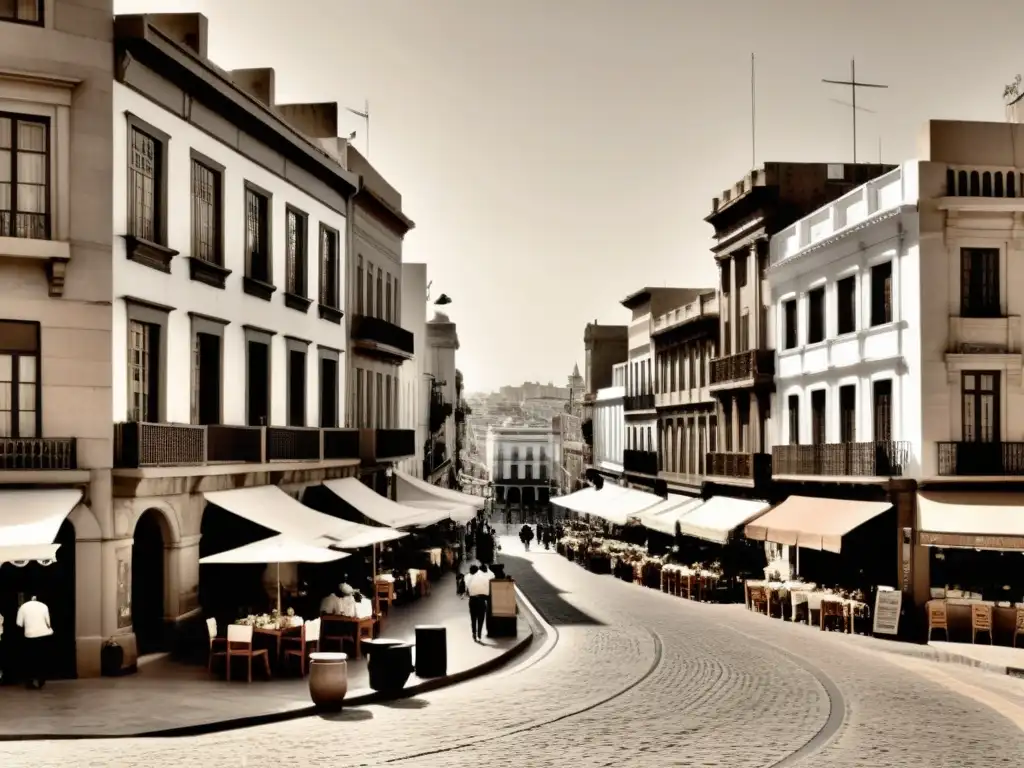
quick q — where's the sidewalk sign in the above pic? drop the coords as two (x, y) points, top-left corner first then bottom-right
(872, 588), (902, 635)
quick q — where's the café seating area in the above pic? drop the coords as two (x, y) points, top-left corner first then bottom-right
(743, 579), (871, 635)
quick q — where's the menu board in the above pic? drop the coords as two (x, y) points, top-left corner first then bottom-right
(489, 579), (517, 617)
(872, 589), (902, 635)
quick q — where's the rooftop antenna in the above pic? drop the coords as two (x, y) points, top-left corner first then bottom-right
(345, 99), (370, 158)
(751, 53), (756, 170)
(822, 59), (888, 163)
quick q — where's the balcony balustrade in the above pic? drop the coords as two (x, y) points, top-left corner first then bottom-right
(0, 437), (77, 470)
(706, 451), (772, 483)
(360, 428), (416, 462)
(351, 314), (415, 360)
(114, 422), (361, 468)
(623, 449), (658, 476)
(624, 393), (655, 412)
(937, 441), (1024, 476)
(772, 441), (909, 477)
(709, 349), (775, 388)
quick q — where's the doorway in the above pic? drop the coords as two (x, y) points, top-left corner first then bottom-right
(131, 510), (166, 656)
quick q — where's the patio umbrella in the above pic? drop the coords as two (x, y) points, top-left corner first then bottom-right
(199, 535), (350, 615)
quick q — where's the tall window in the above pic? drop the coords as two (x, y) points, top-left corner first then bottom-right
(356, 255), (364, 314)
(836, 276), (856, 335)
(384, 375), (392, 429)
(870, 261), (893, 326)
(386, 274), (393, 322)
(961, 248), (1000, 318)
(191, 159), (221, 264)
(366, 370), (375, 428)
(246, 340), (270, 426)
(0, 320), (39, 438)
(365, 260), (374, 316)
(839, 384), (856, 442)
(355, 368), (365, 428)
(376, 268), (383, 318)
(287, 348), (306, 427)
(285, 207), (306, 296)
(873, 380), (892, 443)
(0, 113), (48, 239)
(190, 332), (221, 425)
(811, 389), (826, 445)
(783, 299), (798, 349)
(807, 287), (825, 344)
(787, 394), (799, 445)
(737, 397), (750, 452)
(244, 186), (270, 283)
(739, 311), (750, 352)
(319, 225), (339, 307)
(962, 372), (999, 442)
(129, 320), (158, 422)
(0, 1), (42, 24)
(375, 372), (384, 427)
(128, 125), (159, 242)
(320, 357), (338, 428)
(723, 320), (731, 356)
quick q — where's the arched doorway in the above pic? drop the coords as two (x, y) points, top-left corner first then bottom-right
(132, 509), (167, 656)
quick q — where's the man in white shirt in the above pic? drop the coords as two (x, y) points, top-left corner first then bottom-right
(337, 583), (357, 618)
(464, 565), (490, 641)
(16, 596), (53, 689)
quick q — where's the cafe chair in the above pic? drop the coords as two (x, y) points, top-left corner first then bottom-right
(1013, 608), (1024, 648)
(319, 615), (358, 657)
(207, 618), (227, 674)
(926, 600), (949, 641)
(820, 599), (847, 633)
(748, 586), (769, 615)
(226, 624), (272, 682)
(375, 580), (394, 615)
(971, 604), (994, 645)
(283, 618), (321, 677)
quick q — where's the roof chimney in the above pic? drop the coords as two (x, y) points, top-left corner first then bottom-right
(231, 68), (275, 106)
(147, 13), (208, 58)
(275, 102), (338, 140)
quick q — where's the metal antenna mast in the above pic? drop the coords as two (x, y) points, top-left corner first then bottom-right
(822, 59), (887, 163)
(345, 99), (370, 158)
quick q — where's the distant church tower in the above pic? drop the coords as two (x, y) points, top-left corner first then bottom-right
(567, 363), (584, 413)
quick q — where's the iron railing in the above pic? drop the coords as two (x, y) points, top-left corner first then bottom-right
(624, 449), (658, 475)
(706, 451), (772, 482)
(0, 437), (76, 470)
(625, 393), (655, 411)
(709, 349), (775, 386)
(772, 441), (909, 477)
(937, 441), (1024, 476)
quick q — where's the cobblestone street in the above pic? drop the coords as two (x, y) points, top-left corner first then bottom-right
(2, 540), (1024, 767)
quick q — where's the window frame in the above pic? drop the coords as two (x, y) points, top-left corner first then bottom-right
(839, 383), (856, 443)
(243, 324), (275, 427)
(0, 0), (43, 27)
(317, 223), (342, 323)
(0, 110), (51, 240)
(807, 286), (826, 344)
(242, 180), (275, 300)
(317, 345), (340, 428)
(961, 370), (1000, 443)
(810, 388), (827, 445)
(124, 297), (171, 423)
(0, 319), (41, 439)
(836, 275), (857, 336)
(782, 299), (798, 349)
(873, 379), (893, 443)
(870, 261), (893, 327)
(787, 393), (799, 446)
(188, 312), (227, 426)
(282, 205), (311, 312)
(960, 247), (1001, 319)
(285, 336), (309, 427)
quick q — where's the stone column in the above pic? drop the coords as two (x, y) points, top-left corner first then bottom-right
(166, 534), (202, 621)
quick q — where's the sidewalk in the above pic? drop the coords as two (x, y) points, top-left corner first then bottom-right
(0, 571), (535, 739)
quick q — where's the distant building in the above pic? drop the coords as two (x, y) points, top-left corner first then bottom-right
(486, 425), (557, 508)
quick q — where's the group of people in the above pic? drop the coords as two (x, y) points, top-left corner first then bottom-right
(463, 564), (495, 641)
(519, 523), (561, 551)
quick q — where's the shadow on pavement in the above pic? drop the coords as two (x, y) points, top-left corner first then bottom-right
(315, 708), (374, 723)
(500, 553), (605, 627)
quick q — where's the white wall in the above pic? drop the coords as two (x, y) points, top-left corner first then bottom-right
(399, 263), (428, 477)
(111, 84), (348, 426)
(594, 385), (624, 470)
(487, 431), (556, 480)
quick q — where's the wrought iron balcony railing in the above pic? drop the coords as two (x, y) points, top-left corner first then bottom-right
(706, 451), (772, 482)
(709, 349), (775, 387)
(937, 441), (1024, 476)
(350, 314), (415, 358)
(623, 449), (658, 475)
(0, 437), (77, 470)
(772, 441), (909, 477)
(624, 393), (655, 411)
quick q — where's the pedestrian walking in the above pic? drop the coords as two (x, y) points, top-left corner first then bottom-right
(519, 523), (534, 551)
(16, 595), (53, 689)
(464, 565), (489, 641)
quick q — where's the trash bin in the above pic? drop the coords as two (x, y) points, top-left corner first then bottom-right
(364, 638), (413, 693)
(414, 625), (447, 678)
(308, 652), (348, 711)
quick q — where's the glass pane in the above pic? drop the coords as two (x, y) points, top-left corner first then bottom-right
(980, 394), (996, 441)
(18, 409), (35, 438)
(963, 393), (975, 441)
(0, 354), (11, 381)
(18, 382), (35, 410)
(981, 374), (995, 390)
(0, 410), (9, 437)
(963, 374), (975, 389)
(17, 121), (46, 152)
(16, 180), (46, 213)
(17, 354), (36, 383)
(0, 149), (9, 182)
(0, 381), (10, 411)
(0, 118), (9, 149)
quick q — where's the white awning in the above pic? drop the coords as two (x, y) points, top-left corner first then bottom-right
(552, 485), (628, 514)
(587, 487), (663, 526)
(917, 491), (1024, 550)
(635, 495), (704, 536)
(0, 489), (83, 565)
(744, 496), (890, 553)
(677, 496), (771, 544)
(323, 478), (448, 529)
(395, 470), (486, 510)
(202, 485), (406, 549)
(403, 499), (478, 524)
(199, 535), (350, 565)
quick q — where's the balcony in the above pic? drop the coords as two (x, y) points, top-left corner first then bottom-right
(772, 441), (909, 478)
(360, 428), (415, 462)
(624, 393), (655, 412)
(350, 314), (415, 362)
(0, 437), (77, 470)
(623, 449), (658, 476)
(937, 441), (1024, 476)
(709, 349), (775, 390)
(114, 422), (360, 468)
(706, 451), (772, 484)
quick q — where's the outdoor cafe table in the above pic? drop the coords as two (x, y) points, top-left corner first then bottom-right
(235, 616), (303, 666)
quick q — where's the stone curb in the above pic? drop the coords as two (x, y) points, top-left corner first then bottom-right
(0, 592), (547, 742)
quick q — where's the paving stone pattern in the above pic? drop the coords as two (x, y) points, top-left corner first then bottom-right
(2, 538), (1024, 767)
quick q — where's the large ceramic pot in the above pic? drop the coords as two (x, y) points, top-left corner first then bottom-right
(364, 638), (410, 693)
(308, 652), (348, 711)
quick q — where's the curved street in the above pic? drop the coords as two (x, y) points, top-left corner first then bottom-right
(3, 540), (1024, 767)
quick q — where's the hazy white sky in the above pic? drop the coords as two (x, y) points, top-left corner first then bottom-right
(115, 0), (1024, 392)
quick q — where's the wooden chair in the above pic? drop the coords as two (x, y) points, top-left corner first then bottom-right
(283, 618), (320, 677)
(971, 604), (994, 644)
(749, 586), (769, 615)
(375, 580), (395, 615)
(1013, 608), (1024, 648)
(226, 624), (271, 682)
(926, 600), (949, 641)
(319, 615), (360, 658)
(207, 617), (226, 674)
(820, 599), (847, 632)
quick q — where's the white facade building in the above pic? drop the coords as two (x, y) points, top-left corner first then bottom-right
(486, 425), (557, 505)
(398, 263), (428, 478)
(592, 362), (626, 476)
(769, 165), (919, 475)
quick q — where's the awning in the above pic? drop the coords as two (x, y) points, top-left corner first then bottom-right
(199, 535), (350, 565)
(322, 478), (449, 529)
(395, 470), (486, 510)
(676, 496), (770, 544)
(744, 495), (892, 554)
(587, 487), (663, 526)
(202, 485), (405, 549)
(634, 495), (704, 536)
(552, 485), (628, 514)
(0, 489), (83, 565)
(917, 491), (1024, 550)
(402, 499), (478, 524)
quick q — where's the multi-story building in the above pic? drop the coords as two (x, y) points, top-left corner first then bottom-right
(424, 311), (459, 486)
(345, 141), (417, 495)
(553, 411), (585, 494)
(706, 162), (895, 493)
(0, 0), (115, 679)
(620, 287), (705, 490)
(486, 425), (557, 507)
(591, 362), (626, 481)
(652, 291), (719, 495)
(397, 262), (428, 479)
